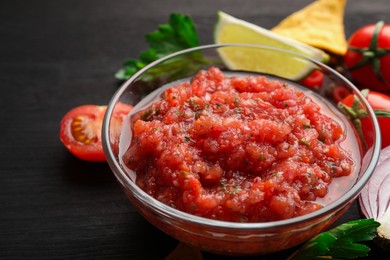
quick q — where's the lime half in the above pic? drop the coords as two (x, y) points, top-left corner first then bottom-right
(214, 11), (329, 80)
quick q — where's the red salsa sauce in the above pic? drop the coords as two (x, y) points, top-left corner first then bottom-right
(123, 67), (355, 222)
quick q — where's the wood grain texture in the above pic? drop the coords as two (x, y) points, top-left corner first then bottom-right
(1, 0), (389, 259)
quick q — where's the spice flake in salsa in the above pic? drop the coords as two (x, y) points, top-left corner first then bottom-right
(123, 67), (355, 222)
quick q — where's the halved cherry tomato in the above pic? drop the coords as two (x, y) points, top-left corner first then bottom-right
(300, 70), (324, 89)
(340, 90), (390, 148)
(60, 104), (132, 162)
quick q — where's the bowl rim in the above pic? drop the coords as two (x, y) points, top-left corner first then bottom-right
(102, 43), (381, 230)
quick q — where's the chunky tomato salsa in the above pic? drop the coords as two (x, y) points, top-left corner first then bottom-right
(123, 67), (355, 222)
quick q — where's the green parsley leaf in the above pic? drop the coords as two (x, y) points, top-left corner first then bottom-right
(289, 219), (380, 260)
(116, 13), (200, 80)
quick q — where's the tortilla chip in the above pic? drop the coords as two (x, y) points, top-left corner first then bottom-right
(271, 0), (347, 55)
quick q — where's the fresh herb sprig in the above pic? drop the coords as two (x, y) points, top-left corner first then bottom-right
(288, 218), (380, 260)
(165, 219), (380, 259)
(115, 13), (201, 80)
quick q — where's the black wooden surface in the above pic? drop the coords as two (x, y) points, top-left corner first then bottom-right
(1, 0), (389, 259)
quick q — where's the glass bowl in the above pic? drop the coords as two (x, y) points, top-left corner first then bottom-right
(102, 44), (381, 255)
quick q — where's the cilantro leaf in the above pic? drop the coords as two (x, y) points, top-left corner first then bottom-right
(116, 13), (200, 80)
(289, 219), (380, 260)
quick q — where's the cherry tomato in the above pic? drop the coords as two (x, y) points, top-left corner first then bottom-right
(60, 104), (132, 162)
(340, 90), (390, 148)
(300, 70), (324, 89)
(332, 86), (351, 102)
(344, 21), (390, 92)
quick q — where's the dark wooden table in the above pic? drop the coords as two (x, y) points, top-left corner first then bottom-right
(1, 0), (389, 259)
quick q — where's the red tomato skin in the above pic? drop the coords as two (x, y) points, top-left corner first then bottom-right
(365, 91), (390, 111)
(365, 92), (390, 148)
(344, 23), (390, 92)
(300, 70), (324, 89)
(376, 117), (390, 148)
(59, 104), (132, 162)
(108, 103), (134, 156)
(60, 105), (107, 162)
(332, 86), (351, 102)
(341, 91), (390, 148)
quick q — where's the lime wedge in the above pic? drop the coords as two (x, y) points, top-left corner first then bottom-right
(214, 11), (329, 80)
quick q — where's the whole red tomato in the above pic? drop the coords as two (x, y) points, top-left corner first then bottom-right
(344, 21), (390, 92)
(340, 90), (390, 148)
(60, 103), (132, 162)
